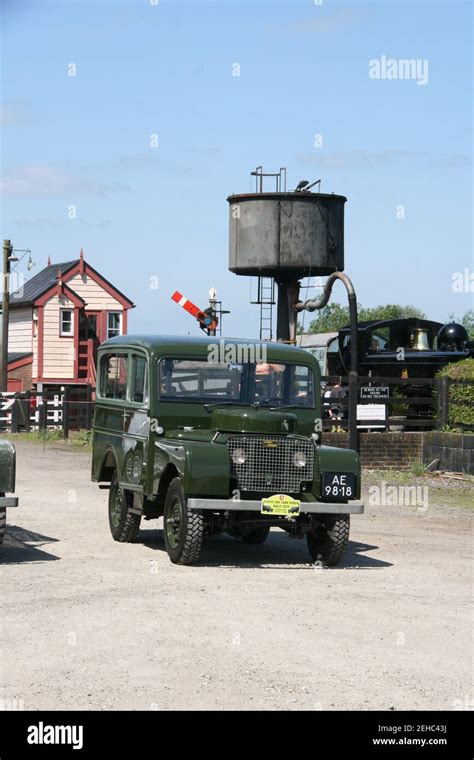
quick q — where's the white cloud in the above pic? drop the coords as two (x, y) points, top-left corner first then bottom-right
(297, 149), (471, 170)
(7, 217), (112, 230)
(430, 154), (471, 168)
(0, 164), (129, 197)
(297, 149), (418, 168)
(266, 8), (366, 35)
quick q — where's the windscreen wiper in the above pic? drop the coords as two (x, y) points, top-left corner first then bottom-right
(269, 404), (301, 410)
(204, 401), (248, 411)
(253, 399), (300, 409)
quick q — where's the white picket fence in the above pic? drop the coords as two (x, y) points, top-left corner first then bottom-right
(0, 392), (64, 430)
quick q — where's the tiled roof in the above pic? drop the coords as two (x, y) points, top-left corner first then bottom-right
(7, 352), (33, 363)
(10, 260), (78, 306)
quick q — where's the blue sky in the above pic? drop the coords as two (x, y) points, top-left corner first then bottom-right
(1, 0), (472, 337)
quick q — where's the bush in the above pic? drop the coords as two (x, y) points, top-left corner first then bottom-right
(437, 359), (474, 429)
(71, 429), (92, 448)
(22, 429), (64, 442)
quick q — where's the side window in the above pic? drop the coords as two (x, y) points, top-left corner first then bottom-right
(107, 312), (122, 339)
(131, 355), (148, 403)
(60, 309), (73, 336)
(100, 353), (128, 400)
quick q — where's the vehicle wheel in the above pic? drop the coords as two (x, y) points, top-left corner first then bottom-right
(241, 526), (270, 545)
(163, 477), (204, 565)
(108, 472), (141, 543)
(307, 514), (350, 567)
(0, 494), (5, 545)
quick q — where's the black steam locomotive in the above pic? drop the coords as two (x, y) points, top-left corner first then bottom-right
(327, 318), (473, 378)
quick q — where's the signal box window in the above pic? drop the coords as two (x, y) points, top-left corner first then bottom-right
(107, 312), (122, 339)
(60, 309), (73, 336)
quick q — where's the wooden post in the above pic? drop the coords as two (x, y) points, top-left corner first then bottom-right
(39, 390), (47, 431)
(436, 376), (449, 429)
(24, 393), (31, 432)
(10, 398), (19, 433)
(0, 240), (12, 391)
(62, 387), (69, 439)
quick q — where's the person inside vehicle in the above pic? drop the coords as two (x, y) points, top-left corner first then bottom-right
(254, 362), (285, 401)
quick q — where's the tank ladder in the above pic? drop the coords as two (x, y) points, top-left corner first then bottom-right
(251, 277), (275, 341)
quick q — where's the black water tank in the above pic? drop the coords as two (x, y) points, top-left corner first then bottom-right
(227, 191), (346, 278)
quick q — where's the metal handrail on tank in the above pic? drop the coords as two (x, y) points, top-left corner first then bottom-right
(250, 166), (287, 193)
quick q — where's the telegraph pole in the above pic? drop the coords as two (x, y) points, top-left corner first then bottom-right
(0, 240), (13, 391)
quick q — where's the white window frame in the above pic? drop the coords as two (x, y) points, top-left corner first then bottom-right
(107, 311), (122, 339)
(60, 308), (74, 337)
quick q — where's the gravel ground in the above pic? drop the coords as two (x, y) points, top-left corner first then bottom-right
(1, 440), (472, 711)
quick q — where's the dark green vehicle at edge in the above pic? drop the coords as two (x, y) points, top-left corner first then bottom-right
(91, 335), (364, 566)
(0, 439), (19, 545)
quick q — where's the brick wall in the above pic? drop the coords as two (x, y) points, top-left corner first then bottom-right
(8, 362), (33, 391)
(323, 432), (423, 469)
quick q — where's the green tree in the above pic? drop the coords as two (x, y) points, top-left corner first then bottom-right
(303, 303), (426, 334)
(437, 358), (474, 429)
(301, 303), (350, 334)
(462, 310), (474, 339)
(359, 304), (426, 322)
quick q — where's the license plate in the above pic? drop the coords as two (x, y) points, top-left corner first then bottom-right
(322, 472), (356, 500)
(261, 494), (301, 516)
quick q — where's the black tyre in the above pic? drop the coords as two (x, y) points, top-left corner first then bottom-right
(307, 514), (350, 567)
(0, 495), (5, 545)
(108, 472), (141, 543)
(241, 526), (270, 545)
(163, 477), (203, 565)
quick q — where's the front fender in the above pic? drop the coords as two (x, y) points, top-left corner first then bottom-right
(152, 439), (186, 494)
(153, 438), (230, 498)
(0, 439), (16, 493)
(183, 441), (230, 497)
(314, 445), (361, 498)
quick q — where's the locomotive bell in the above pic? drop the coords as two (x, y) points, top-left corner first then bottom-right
(410, 328), (430, 351)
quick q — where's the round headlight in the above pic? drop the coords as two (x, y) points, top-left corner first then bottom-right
(232, 448), (246, 465)
(293, 451), (306, 468)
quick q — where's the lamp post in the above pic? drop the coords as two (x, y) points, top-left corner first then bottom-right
(0, 240), (24, 391)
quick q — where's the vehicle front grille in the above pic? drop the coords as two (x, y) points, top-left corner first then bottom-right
(227, 435), (315, 493)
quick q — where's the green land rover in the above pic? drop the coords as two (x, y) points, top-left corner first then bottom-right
(91, 336), (363, 566)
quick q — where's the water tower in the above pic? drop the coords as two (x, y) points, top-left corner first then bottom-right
(227, 167), (349, 342)
(227, 166), (359, 449)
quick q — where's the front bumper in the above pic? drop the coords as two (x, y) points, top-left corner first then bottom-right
(0, 496), (18, 508)
(187, 498), (364, 514)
